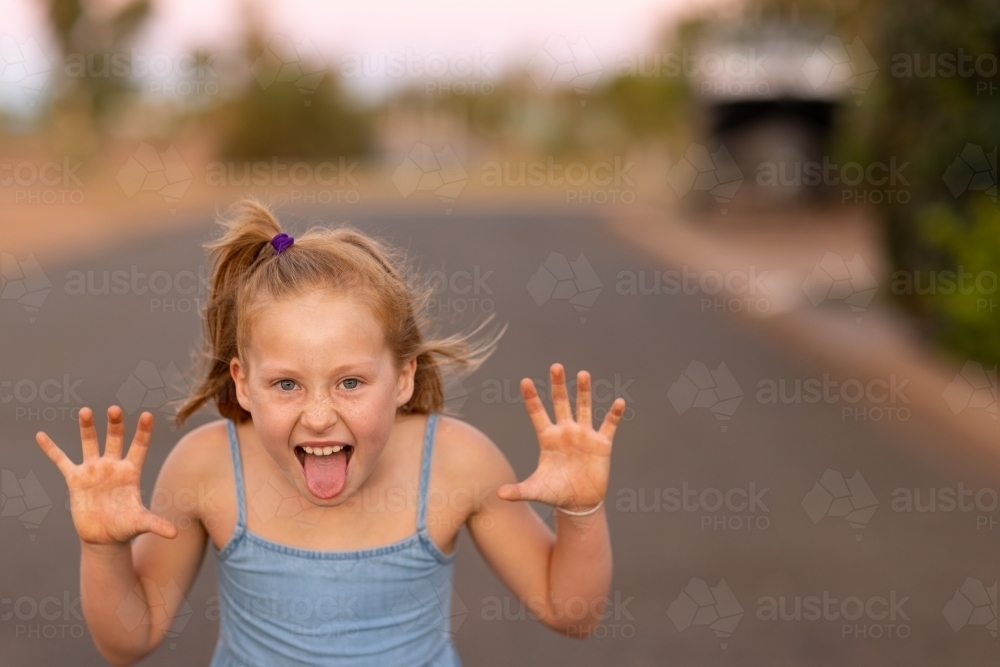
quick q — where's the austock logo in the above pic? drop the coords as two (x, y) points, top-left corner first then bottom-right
(527, 35), (603, 95)
(942, 143), (997, 203)
(801, 35), (878, 105)
(890, 483), (997, 530)
(116, 579), (193, 649)
(667, 361), (743, 432)
(392, 143), (468, 213)
(340, 48), (495, 96)
(2, 373), (85, 423)
(479, 591), (635, 638)
(942, 578), (997, 637)
(1, 252), (51, 324)
(249, 470), (324, 529)
(0, 33), (52, 105)
(478, 156), (636, 205)
(756, 373), (911, 423)
(1, 157), (86, 205)
(479, 373), (634, 423)
(526, 251), (602, 324)
(801, 469), (878, 541)
(615, 482), (770, 531)
(756, 590), (911, 639)
(667, 578), (743, 649)
(61, 49), (220, 98)
(1, 591), (85, 640)
(116, 361), (189, 430)
(116, 144), (193, 213)
(801, 252), (878, 323)
(666, 144), (743, 214)
(1, 469), (52, 540)
(943, 360), (997, 421)
(251, 35), (326, 105)
(440, 364), (470, 414)
(391, 580), (468, 638)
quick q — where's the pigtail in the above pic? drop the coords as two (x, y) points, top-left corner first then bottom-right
(175, 199), (283, 426)
(397, 261), (507, 416)
(402, 314), (507, 416)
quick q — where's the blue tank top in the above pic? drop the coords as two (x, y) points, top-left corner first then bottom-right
(211, 413), (462, 666)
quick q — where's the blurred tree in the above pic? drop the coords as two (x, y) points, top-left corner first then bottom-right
(214, 73), (372, 160)
(44, 0), (153, 125)
(596, 73), (688, 140)
(46, 0), (84, 55)
(856, 0), (1000, 365)
(550, 20), (695, 155)
(391, 29), (692, 157)
(739, 0), (1000, 366)
(211, 5), (372, 160)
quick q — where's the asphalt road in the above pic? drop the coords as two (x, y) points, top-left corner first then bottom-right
(2, 200), (997, 666)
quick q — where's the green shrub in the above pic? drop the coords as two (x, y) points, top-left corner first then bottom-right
(850, 0), (1000, 365)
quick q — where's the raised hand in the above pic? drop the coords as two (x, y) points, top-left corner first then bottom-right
(35, 406), (177, 545)
(497, 364), (625, 513)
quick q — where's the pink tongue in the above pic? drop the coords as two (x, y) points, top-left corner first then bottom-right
(302, 451), (348, 499)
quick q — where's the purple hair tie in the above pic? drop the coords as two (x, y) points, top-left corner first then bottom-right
(271, 232), (294, 254)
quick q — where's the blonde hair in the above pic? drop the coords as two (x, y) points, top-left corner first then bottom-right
(175, 199), (504, 426)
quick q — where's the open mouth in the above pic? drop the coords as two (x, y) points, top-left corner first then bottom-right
(294, 444), (354, 500)
(294, 444), (354, 464)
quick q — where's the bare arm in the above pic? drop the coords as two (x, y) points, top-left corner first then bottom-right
(460, 364), (624, 636)
(36, 407), (211, 666)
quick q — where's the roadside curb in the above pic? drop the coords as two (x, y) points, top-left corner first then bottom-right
(605, 201), (1000, 477)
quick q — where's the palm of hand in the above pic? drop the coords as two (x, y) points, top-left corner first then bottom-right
(65, 455), (154, 544)
(36, 407), (177, 545)
(498, 364), (625, 512)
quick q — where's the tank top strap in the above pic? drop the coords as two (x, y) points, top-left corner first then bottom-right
(416, 412), (439, 534)
(225, 419), (248, 530)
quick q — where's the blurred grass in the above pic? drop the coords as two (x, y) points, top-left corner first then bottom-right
(910, 200), (1000, 366)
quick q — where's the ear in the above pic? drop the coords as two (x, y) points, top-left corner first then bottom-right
(395, 357), (418, 408)
(230, 357), (252, 413)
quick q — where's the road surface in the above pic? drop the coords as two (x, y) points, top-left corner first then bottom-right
(2, 200), (996, 665)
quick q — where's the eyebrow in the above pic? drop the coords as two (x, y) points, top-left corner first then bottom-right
(256, 360), (380, 377)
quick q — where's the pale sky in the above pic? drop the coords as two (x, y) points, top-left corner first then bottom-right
(1, 0), (736, 108)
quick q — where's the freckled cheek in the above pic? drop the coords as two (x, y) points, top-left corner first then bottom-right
(342, 402), (392, 451)
(257, 418), (291, 449)
(245, 388), (297, 446)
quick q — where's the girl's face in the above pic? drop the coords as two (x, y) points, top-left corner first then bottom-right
(230, 290), (416, 506)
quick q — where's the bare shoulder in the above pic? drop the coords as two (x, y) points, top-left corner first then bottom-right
(156, 419), (232, 499)
(433, 415), (518, 494)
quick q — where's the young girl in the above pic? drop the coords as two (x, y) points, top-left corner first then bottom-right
(35, 200), (626, 667)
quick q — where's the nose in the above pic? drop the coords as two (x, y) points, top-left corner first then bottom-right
(300, 389), (339, 434)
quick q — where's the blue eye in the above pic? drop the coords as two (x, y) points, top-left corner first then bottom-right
(342, 378), (359, 390)
(278, 380), (297, 391)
